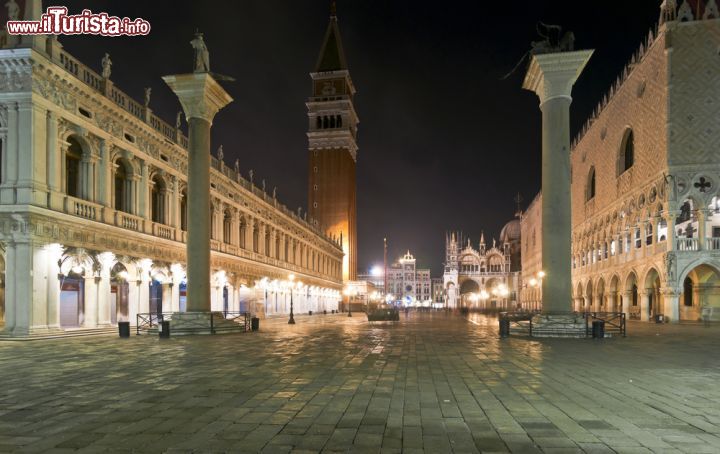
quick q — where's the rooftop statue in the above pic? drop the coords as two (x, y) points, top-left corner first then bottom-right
(143, 87), (152, 108)
(5, 0), (20, 21)
(101, 53), (112, 79)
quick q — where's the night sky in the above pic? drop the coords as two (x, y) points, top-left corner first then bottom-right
(60, 0), (661, 276)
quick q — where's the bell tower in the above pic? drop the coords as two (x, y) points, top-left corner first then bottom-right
(307, 1), (358, 281)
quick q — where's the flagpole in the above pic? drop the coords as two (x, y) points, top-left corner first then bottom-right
(383, 238), (388, 299)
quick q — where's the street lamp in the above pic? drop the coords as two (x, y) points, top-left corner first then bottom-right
(288, 274), (296, 325)
(344, 287), (355, 317)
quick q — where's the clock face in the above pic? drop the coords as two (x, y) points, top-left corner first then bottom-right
(321, 81), (337, 96)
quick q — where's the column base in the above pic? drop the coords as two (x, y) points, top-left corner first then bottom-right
(531, 313), (587, 338)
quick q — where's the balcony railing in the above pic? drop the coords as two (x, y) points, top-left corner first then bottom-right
(115, 211), (145, 233)
(706, 237), (720, 251)
(676, 238), (699, 251)
(153, 223), (174, 240)
(65, 196), (102, 221)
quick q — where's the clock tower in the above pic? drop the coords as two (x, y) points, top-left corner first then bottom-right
(307, 2), (358, 282)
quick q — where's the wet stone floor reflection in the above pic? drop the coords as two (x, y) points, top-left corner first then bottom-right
(1, 313), (720, 453)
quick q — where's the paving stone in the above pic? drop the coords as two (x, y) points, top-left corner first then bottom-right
(1, 314), (720, 452)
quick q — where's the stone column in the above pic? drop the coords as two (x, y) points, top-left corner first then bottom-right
(170, 281), (181, 313)
(698, 209), (708, 250)
(665, 210), (677, 251)
(97, 263), (112, 327)
(138, 160), (148, 219)
(83, 275), (98, 328)
(46, 111), (59, 193)
(170, 175), (180, 228)
(163, 73), (232, 313)
(80, 151), (97, 203)
(640, 291), (650, 322)
(622, 291), (632, 316)
(97, 140), (111, 208)
(46, 252), (61, 330)
(608, 291), (618, 312)
(523, 50), (594, 314)
(662, 288), (680, 323)
(127, 279), (140, 326)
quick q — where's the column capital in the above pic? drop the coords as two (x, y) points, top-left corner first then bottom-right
(162, 73), (233, 125)
(523, 50), (594, 105)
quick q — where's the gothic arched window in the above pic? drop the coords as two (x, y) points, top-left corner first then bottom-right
(620, 129), (634, 174)
(586, 167), (596, 201)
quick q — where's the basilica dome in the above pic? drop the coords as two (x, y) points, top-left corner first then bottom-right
(500, 219), (521, 243)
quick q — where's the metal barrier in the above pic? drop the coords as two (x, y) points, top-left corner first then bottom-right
(498, 312), (536, 336)
(585, 312), (626, 337)
(211, 311), (253, 333)
(136, 312), (168, 335)
(136, 311), (252, 335)
(498, 311), (626, 338)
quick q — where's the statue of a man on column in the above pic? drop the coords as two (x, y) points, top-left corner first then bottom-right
(191, 32), (210, 73)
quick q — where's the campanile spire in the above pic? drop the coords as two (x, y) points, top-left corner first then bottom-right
(307, 2), (359, 282)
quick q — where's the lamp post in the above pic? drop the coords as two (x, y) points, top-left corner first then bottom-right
(288, 274), (296, 324)
(344, 287), (354, 317)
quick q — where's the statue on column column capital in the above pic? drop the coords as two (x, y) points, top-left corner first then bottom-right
(191, 31), (210, 73)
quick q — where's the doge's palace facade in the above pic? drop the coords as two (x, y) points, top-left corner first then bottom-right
(0, 36), (343, 337)
(524, 3), (720, 323)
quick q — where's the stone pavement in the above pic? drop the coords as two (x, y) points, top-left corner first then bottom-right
(1, 312), (720, 453)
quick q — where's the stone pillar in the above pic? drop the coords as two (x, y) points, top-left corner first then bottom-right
(46, 251), (61, 330)
(138, 160), (148, 218)
(83, 275), (98, 328)
(662, 288), (680, 323)
(170, 281), (181, 313)
(1, 103), (18, 204)
(246, 218), (255, 252)
(523, 50), (594, 314)
(97, 139), (111, 208)
(46, 111), (59, 193)
(640, 291), (650, 322)
(698, 209), (708, 250)
(163, 72), (232, 313)
(97, 263), (112, 326)
(622, 291), (632, 316)
(170, 175), (180, 228)
(129, 175), (140, 215)
(136, 267), (150, 315)
(16, 102), (49, 205)
(608, 292), (617, 312)
(127, 279), (139, 326)
(665, 210), (677, 251)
